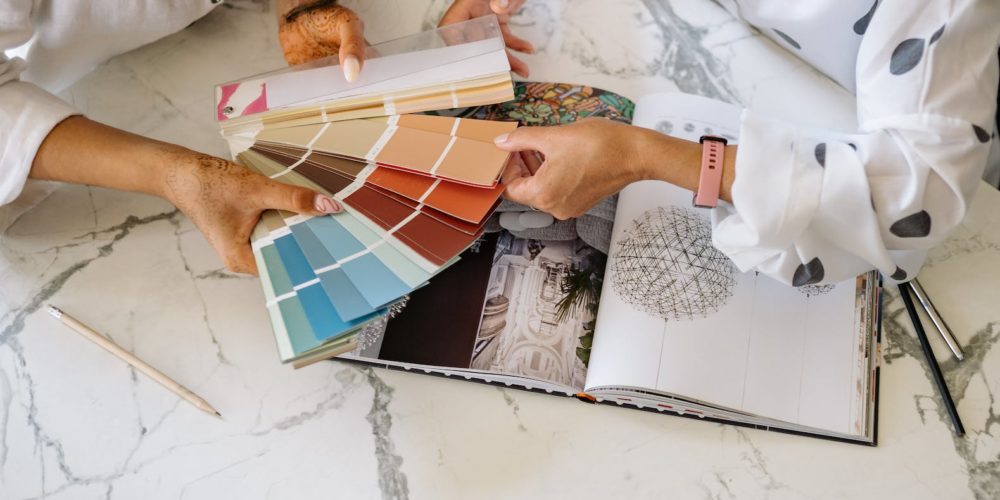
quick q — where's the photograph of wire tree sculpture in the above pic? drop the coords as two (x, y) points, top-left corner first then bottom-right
(611, 206), (737, 321)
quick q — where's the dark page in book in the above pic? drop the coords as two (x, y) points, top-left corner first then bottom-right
(378, 233), (498, 367)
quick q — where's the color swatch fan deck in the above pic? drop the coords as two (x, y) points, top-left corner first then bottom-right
(217, 16), (517, 365)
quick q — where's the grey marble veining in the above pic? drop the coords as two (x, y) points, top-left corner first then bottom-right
(364, 367), (410, 500)
(0, 1), (998, 499)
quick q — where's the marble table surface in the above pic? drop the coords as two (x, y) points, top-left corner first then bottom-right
(2, 1), (999, 498)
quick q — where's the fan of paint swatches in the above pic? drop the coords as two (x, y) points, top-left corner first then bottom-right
(222, 17), (518, 367)
(240, 148), (485, 268)
(239, 119), (505, 366)
(215, 16), (513, 137)
(250, 143), (504, 224)
(248, 146), (496, 232)
(253, 115), (517, 187)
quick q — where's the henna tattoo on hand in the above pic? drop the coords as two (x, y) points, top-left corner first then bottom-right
(163, 153), (263, 273)
(278, 5), (361, 65)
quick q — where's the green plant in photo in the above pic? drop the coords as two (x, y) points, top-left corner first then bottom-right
(555, 247), (606, 367)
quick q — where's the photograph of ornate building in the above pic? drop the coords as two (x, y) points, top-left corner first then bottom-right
(470, 234), (595, 388)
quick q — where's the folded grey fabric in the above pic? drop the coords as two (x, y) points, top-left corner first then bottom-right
(481, 195), (619, 254)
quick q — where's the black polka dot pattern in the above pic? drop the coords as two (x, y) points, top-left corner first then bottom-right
(854, 1), (879, 35)
(890, 38), (925, 75)
(773, 29), (801, 50)
(890, 266), (907, 280)
(792, 257), (825, 287)
(929, 24), (945, 45)
(973, 124), (991, 143)
(889, 210), (932, 237)
(814, 143), (827, 167)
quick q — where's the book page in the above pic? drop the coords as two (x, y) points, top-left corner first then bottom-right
(585, 93), (866, 435)
(466, 233), (597, 389)
(343, 232), (595, 393)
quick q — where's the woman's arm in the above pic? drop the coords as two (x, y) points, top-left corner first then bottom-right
(497, 0), (999, 287)
(494, 118), (736, 219)
(31, 116), (342, 274)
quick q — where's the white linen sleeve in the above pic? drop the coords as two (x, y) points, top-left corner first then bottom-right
(0, 1), (78, 207)
(711, 0), (1000, 286)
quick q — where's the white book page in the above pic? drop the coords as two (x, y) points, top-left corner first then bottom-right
(585, 93), (863, 435)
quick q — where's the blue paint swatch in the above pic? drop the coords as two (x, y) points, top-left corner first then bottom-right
(304, 215), (413, 308)
(287, 222), (381, 321)
(271, 233), (379, 341)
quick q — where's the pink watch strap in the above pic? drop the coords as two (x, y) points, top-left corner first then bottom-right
(693, 135), (727, 208)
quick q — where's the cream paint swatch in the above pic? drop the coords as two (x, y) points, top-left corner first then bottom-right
(220, 74), (514, 135)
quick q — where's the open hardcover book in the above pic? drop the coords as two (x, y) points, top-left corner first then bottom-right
(218, 17), (879, 445)
(336, 87), (882, 446)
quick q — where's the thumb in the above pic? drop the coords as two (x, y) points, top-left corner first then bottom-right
(338, 11), (366, 82)
(254, 179), (343, 216)
(493, 126), (551, 154)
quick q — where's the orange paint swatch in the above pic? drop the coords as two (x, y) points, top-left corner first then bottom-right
(255, 114), (517, 187)
(252, 142), (505, 224)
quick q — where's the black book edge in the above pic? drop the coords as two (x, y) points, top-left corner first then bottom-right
(872, 275), (884, 447)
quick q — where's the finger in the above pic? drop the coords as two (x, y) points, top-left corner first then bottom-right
(491, 0), (527, 14)
(502, 175), (541, 207)
(338, 12), (365, 82)
(520, 150), (542, 174)
(437, 2), (468, 27)
(493, 126), (552, 154)
(253, 179), (343, 215)
(500, 22), (534, 54)
(501, 153), (531, 185)
(508, 51), (530, 78)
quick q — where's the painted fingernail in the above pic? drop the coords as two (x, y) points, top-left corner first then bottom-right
(314, 194), (342, 214)
(494, 133), (510, 144)
(343, 56), (360, 83)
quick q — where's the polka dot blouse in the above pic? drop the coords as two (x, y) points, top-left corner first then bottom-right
(711, 0), (1000, 286)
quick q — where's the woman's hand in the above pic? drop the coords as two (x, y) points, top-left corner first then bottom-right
(162, 154), (342, 275)
(277, 1), (366, 82)
(439, 0), (534, 77)
(494, 119), (646, 219)
(493, 118), (735, 219)
(31, 116), (342, 276)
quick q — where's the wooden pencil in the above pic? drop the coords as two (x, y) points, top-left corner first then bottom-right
(47, 305), (222, 418)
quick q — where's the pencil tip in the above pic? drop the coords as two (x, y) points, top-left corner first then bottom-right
(215, 411), (222, 418)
